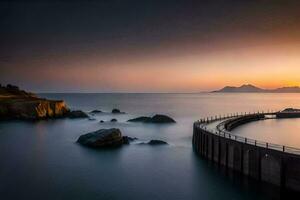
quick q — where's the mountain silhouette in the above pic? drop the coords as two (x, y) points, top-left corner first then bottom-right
(213, 84), (300, 93)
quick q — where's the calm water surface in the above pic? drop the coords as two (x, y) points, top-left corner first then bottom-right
(1, 93), (300, 199)
(234, 118), (300, 148)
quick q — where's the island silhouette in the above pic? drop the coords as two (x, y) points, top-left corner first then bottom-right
(213, 84), (300, 93)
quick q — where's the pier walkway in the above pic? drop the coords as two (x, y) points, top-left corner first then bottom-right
(193, 111), (300, 192)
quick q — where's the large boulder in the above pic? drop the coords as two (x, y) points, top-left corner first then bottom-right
(128, 114), (176, 123)
(77, 128), (123, 148)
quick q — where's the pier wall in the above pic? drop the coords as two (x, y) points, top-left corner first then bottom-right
(224, 114), (265, 131)
(193, 121), (300, 192)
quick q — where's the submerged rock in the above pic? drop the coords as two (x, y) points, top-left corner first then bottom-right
(147, 140), (168, 145)
(122, 136), (138, 144)
(127, 116), (151, 122)
(128, 114), (176, 123)
(111, 118), (117, 122)
(90, 110), (102, 114)
(139, 140), (168, 145)
(100, 120), (105, 123)
(67, 110), (89, 119)
(77, 128), (123, 148)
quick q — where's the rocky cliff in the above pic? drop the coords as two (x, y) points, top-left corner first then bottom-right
(0, 84), (70, 120)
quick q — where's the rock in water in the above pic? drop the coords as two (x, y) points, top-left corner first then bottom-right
(90, 110), (102, 114)
(127, 114), (176, 123)
(127, 116), (151, 122)
(67, 110), (88, 119)
(111, 118), (117, 122)
(112, 108), (125, 114)
(150, 115), (176, 123)
(112, 108), (121, 113)
(122, 136), (138, 144)
(77, 128), (123, 148)
(147, 140), (168, 145)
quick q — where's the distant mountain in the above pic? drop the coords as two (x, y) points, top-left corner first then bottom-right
(213, 84), (300, 93)
(272, 86), (300, 93)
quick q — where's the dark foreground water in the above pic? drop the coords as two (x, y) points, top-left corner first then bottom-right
(1, 93), (300, 200)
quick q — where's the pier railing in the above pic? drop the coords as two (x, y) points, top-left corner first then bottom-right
(194, 110), (300, 155)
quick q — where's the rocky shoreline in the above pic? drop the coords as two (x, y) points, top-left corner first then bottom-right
(1, 84), (174, 148)
(0, 84), (88, 120)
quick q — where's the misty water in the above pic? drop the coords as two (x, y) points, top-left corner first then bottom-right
(1, 93), (300, 199)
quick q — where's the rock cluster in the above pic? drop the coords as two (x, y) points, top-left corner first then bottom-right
(77, 128), (167, 148)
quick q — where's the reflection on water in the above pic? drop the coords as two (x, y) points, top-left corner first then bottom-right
(1, 93), (300, 199)
(234, 118), (300, 148)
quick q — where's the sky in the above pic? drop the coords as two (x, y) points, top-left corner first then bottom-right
(1, 0), (300, 92)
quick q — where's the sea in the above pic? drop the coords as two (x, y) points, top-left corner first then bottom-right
(1, 93), (300, 199)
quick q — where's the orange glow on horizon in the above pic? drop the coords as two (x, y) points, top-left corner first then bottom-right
(5, 33), (300, 92)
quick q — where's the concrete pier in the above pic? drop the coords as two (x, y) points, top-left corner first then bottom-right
(193, 112), (300, 192)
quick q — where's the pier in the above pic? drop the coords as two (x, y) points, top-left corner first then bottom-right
(193, 111), (300, 192)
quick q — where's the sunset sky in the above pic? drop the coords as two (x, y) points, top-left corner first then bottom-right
(1, 0), (300, 92)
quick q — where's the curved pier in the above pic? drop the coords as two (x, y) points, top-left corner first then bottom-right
(193, 111), (300, 192)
